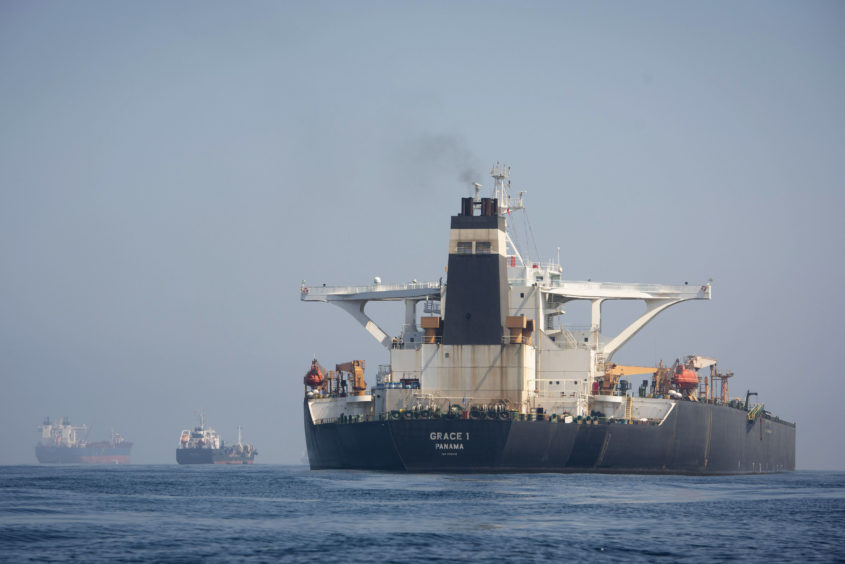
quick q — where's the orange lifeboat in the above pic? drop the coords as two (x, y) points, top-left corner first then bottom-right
(304, 359), (324, 388)
(673, 365), (699, 390)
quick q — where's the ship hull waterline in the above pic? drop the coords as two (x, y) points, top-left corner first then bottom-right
(304, 400), (795, 474)
(176, 448), (255, 465)
(35, 445), (132, 465)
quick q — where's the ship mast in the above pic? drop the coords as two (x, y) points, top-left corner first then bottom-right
(489, 163), (526, 266)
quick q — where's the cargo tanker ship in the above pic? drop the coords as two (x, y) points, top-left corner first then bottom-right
(176, 414), (257, 465)
(300, 165), (795, 474)
(35, 416), (132, 464)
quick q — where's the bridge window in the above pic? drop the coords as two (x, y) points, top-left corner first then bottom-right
(476, 241), (491, 254)
(456, 241), (472, 254)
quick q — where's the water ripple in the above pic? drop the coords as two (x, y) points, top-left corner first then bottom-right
(0, 466), (843, 562)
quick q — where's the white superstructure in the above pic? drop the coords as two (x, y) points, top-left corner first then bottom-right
(38, 416), (88, 447)
(301, 165), (711, 420)
(178, 411), (222, 449)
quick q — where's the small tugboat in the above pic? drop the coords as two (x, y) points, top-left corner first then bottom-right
(176, 413), (257, 465)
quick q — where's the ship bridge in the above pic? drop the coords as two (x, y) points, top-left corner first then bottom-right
(300, 164), (711, 360)
(300, 278), (710, 359)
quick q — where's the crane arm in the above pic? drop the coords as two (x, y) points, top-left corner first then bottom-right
(605, 364), (658, 377)
(598, 364), (658, 395)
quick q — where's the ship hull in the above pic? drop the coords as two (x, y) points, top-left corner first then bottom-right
(304, 401), (795, 474)
(176, 448), (255, 465)
(35, 445), (131, 464)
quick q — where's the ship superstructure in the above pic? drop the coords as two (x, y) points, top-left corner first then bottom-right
(300, 165), (795, 474)
(35, 416), (132, 464)
(176, 413), (257, 465)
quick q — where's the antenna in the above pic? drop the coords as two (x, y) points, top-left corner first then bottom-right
(490, 163), (524, 217)
(488, 164), (528, 266)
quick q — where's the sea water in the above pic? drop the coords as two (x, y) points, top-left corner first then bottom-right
(1, 466), (843, 562)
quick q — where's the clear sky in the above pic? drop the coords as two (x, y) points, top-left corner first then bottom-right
(1, 1), (843, 469)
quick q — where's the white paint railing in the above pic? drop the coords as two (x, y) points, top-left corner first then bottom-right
(301, 281), (440, 298)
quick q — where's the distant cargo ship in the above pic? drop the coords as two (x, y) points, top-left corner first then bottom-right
(176, 414), (257, 465)
(35, 416), (132, 464)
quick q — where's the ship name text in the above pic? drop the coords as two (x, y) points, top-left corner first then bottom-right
(430, 432), (469, 441)
(430, 431), (469, 453)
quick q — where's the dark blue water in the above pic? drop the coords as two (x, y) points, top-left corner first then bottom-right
(1, 466), (843, 563)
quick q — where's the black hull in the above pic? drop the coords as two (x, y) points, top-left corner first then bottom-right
(176, 448), (255, 465)
(304, 401), (795, 474)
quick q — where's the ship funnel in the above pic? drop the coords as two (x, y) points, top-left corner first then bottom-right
(443, 196), (509, 345)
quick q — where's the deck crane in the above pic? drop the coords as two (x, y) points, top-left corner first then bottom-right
(599, 364), (658, 395)
(601, 358), (719, 398)
(336, 360), (367, 396)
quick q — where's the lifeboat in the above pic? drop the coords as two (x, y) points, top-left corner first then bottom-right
(673, 365), (699, 390)
(304, 359), (324, 388)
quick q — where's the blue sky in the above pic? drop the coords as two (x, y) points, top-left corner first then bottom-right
(1, 1), (843, 468)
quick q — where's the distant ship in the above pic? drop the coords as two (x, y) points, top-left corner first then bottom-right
(35, 416), (132, 464)
(176, 414), (257, 465)
(300, 164), (796, 474)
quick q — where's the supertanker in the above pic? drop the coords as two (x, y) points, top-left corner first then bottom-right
(300, 165), (795, 474)
(35, 417), (132, 464)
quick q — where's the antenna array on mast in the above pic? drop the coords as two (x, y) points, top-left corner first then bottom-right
(490, 163), (524, 217)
